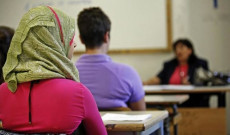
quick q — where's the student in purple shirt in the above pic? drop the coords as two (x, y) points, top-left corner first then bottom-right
(76, 7), (146, 110)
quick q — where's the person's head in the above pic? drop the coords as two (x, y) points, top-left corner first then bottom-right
(173, 39), (197, 64)
(0, 26), (14, 84)
(3, 6), (79, 92)
(77, 7), (111, 53)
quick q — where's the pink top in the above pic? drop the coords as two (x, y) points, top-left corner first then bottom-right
(169, 64), (188, 84)
(0, 79), (107, 135)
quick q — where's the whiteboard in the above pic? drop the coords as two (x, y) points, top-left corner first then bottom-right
(0, 0), (172, 53)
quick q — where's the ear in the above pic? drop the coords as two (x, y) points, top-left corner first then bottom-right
(79, 35), (84, 44)
(104, 32), (110, 43)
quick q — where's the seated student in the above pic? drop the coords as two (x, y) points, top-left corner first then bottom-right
(0, 6), (106, 135)
(76, 7), (146, 111)
(0, 26), (14, 84)
(143, 39), (210, 107)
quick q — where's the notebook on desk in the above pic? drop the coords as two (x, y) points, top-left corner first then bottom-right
(102, 113), (152, 122)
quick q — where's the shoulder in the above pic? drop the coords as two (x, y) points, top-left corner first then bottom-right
(0, 83), (9, 93)
(107, 62), (141, 83)
(44, 78), (81, 86)
(193, 57), (208, 67)
(196, 57), (208, 64)
(41, 79), (88, 93)
(163, 58), (178, 67)
(0, 82), (8, 89)
(113, 62), (138, 75)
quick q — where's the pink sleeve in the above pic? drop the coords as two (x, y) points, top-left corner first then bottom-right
(82, 85), (107, 135)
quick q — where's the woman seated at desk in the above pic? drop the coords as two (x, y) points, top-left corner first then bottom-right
(143, 39), (210, 107)
(0, 6), (106, 134)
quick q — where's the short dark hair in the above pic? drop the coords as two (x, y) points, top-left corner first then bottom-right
(173, 38), (198, 64)
(0, 26), (14, 84)
(77, 7), (111, 49)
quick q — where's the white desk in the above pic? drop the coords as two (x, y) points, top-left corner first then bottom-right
(144, 85), (230, 94)
(144, 85), (230, 135)
(100, 111), (168, 135)
(145, 95), (189, 105)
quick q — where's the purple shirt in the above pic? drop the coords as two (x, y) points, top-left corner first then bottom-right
(76, 54), (145, 109)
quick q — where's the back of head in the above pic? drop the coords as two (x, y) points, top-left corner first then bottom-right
(3, 6), (79, 92)
(0, 26), (14, 84)
(77, 7), (111, 49)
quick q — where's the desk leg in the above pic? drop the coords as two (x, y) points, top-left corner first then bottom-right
(226, 92), (230, 135)
(159, 121), (164, 135)
(154, 121), (164, 135)
(172, 104), (178, 135)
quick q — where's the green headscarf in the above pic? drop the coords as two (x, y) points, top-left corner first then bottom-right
(3, 6), (80, 92)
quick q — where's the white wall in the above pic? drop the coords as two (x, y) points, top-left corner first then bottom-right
(72, 0), (230, 81)
(188, 0), (230, 72)
(0, 0), (169, 51)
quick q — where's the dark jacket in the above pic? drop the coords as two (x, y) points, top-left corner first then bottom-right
(157, 58), (209, 84)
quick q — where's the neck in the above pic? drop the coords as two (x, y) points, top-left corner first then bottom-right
(86, 49), (106, 54)
(179, 61), (187, 66)
(85, 43), (108, 55)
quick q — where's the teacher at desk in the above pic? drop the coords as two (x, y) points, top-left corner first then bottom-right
(143, 39), (210, 107)
(144, 39), (209, 85)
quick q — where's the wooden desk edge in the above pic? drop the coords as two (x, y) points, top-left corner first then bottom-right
(146, 102), (183, 105)
(145, 89), (229, 94)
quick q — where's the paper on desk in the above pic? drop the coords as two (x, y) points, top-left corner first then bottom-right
(143, 85), (163, 91)
(102, 113), (152, 121)
(143, 85), (195, 91)
(162, 85), (195, 90)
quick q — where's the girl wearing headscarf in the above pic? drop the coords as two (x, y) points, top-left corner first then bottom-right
(0, 6), (107, 135)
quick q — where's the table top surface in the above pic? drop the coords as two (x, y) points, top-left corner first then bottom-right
(145, 95), (189, 105)
(144, 85), (230, 94)
(100, 111), (168, 132)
